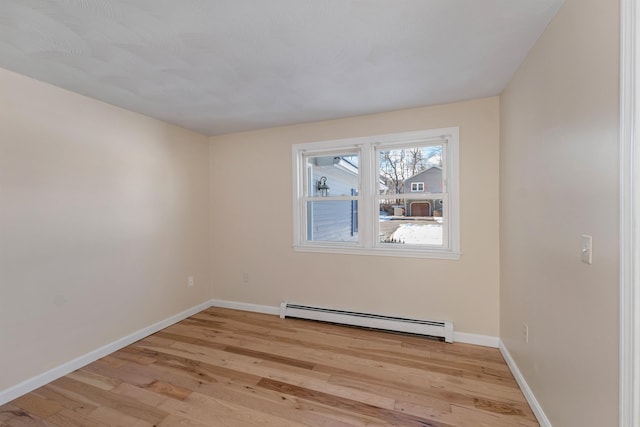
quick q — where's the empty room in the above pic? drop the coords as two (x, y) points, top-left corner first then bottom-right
(1, 1), (638, 426)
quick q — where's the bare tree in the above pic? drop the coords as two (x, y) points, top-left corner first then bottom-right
(379, 146), (442, 204)
(380, 150), (405, 195)
(408, 147), (427, 176)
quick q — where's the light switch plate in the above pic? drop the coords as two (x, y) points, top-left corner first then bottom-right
(581, 235), (592, 264)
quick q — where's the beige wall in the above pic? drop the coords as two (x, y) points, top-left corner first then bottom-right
(0, 68), (211, 390)
(210, 97), (500, 337)
(500, 0), (619, 425)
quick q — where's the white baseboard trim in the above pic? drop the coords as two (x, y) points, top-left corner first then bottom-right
(499, 340), (552, 427)
(210, 299), (280, 315)
(0, 299), (212, 406)
(210, 299), (499, 348)
(453, 332), (500, 348)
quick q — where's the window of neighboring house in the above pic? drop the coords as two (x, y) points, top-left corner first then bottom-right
(292, 127), (460, 259)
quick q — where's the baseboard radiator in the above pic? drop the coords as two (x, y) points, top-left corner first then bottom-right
(279, 302), (453, 343)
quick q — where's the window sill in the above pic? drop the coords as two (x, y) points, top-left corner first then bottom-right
(293, 244), (461, 260)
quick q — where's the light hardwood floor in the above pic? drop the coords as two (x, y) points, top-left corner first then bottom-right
(1, 308), (539, 426)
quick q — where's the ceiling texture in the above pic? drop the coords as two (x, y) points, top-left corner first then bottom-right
(0, 0), (564, 136)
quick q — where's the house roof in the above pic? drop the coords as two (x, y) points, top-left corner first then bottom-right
(405, 165), (443, 181)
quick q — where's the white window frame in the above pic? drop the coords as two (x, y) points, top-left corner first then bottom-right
(292, 127), (460, 259)
(411, 182), (425, 192)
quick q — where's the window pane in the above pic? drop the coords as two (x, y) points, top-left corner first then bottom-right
(307, 200), (358, 242)
(305, 154), (359, 197)
(379, 145), (443, 196)
(379, 199), (443, 246)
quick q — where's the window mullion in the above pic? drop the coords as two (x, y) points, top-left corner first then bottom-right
(303, 196), (358, 202)
(359, 143), (374, 249)
(402, 193), (445, 200)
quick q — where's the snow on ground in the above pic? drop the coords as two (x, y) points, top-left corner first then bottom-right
(390, 223), (443, 245)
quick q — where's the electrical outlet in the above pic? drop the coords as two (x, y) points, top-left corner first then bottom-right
(242, 272), (249, 283)
(188, 276), (194, 287)
(522, 323), (529, 343)
(581, 234), (593, 264)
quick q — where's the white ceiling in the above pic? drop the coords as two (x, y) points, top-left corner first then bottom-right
(0, 1), (564, 136)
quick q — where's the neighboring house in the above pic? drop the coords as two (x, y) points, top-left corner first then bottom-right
(307, 156), (359, 242)
(307, 156), (391, 241)
(402, 166), (443, 216)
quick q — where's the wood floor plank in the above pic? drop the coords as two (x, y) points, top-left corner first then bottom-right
(0, 403), (52, 427)
(65, 370), (119, 392)
(9, 395), (64, 419)
(28, 387), (97, 417)
(257, 378), (453, 427)
(158, 391), (308, 427)
(79, 358), (155, 388)
(171, 375), (362, 427)
(86, 406), (154, 427)
(109, 383), (168, 408)
(5, 308), (539, 426)
(157, 414), (213, 427)
(49, 377), (168, 425)
(44, 408), (108, 427)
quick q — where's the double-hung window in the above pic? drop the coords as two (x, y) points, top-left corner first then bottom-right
(411, 182), (425, 192)
(292, 128), (460, 259)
